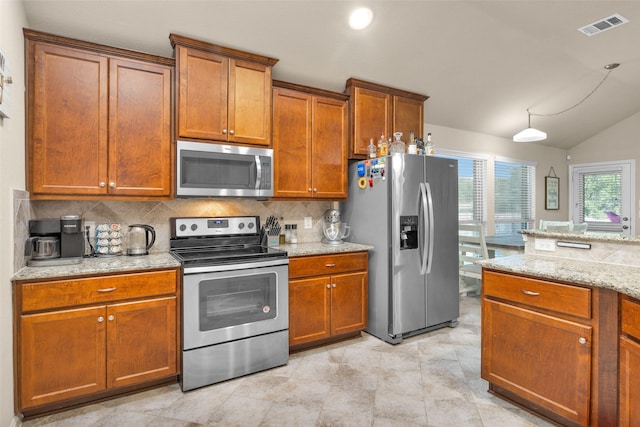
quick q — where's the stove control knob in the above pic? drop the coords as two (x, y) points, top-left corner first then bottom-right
(248, 222), (254, 229)
(179, 224), (187, 232)
(191, 224), (198, 231)
(238, 223), (245, 229)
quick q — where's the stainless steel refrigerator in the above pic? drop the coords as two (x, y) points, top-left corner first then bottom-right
(340, 154), (459, 344)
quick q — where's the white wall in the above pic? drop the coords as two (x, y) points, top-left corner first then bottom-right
(569, 111), (640, 229)
(0, 1), (27, 426)
(425, 123), (570, 233)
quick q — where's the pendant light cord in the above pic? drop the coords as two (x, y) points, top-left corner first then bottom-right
(528, 63), (619, 118)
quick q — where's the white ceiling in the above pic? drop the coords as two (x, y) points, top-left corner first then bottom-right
(21, 0), (640, 150)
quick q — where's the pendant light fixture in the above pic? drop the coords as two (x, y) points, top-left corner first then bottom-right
(513, 110), (547, 142)
(513, 63), (620, 143)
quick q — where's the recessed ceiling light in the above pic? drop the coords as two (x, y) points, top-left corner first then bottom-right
(349, 7), (373, 30)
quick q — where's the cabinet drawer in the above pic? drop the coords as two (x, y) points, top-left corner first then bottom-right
(21, 270), (177, 312)
(289, 252), (368, 278)
(621, 296), (640, 339)
(483, 271), (591, 320)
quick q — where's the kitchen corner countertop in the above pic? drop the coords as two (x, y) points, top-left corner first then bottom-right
(279, 241), (374, 257)
(12, 253), (181, 282)
(479, 254), (640, 300)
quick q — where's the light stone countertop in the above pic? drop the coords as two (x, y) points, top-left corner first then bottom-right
(12, 252), (181, 282)
(279, 241), (374, 257)
(521, 229), (640, 245)
(478, 254), (640, 300)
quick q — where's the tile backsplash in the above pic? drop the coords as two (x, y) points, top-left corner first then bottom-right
(26, 199), (331, 257)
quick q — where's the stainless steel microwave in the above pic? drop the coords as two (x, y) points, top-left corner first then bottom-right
(176, 141), (273, 198)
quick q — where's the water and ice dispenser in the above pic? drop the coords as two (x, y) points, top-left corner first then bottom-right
(399, 216), (418, 250)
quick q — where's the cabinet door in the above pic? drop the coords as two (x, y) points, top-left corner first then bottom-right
(393, 96), (424, 140)
(176, 46), (228, 141)
(229, 59), (272, 146)
(272, 88), (312, 198)
(330, 271), (367, 336)
(619, 336), (640, 426)
(482, 299), (592, 426)
(312, 96), (348, 199)
(19, 306), (106, 409)
(30, 43), (108, 196)
(106, 297), (177, 389)
(350, 87), (392, 158)
(289, 276), (331, 346)
(109, 58), (172, 197)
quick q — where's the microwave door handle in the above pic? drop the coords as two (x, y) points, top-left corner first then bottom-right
(254, 155), (262, 189)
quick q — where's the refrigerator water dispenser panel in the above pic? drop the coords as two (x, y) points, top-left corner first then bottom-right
(400, 216), (419, 250)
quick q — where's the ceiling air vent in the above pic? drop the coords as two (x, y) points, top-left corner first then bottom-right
(578, 13), (629, 36)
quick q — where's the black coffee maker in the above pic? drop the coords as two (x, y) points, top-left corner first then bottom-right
(25, 215), (85, 266)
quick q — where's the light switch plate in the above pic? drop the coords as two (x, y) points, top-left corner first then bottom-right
(534, 238), (556, 251)
(304, 217), (313, 229)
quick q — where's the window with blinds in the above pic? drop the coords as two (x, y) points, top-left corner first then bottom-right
(494, 158), (536, 234)
(439, 151), (487, 224)
(576, 169), (623, 233)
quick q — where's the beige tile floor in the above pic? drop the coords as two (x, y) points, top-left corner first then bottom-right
(21, 295), (554, 427)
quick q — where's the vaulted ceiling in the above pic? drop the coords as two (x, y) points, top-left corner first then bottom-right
(22, 0), (640, 150)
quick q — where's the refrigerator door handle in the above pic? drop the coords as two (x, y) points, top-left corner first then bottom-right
(421, 182), (435, 274)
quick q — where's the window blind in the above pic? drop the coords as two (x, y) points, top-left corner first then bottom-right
(576, 169), (623, 233)
(439, 152), (487, 224)
(494, 159), (536, 234)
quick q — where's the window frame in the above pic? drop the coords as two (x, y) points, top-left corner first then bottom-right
(493, 156), (537, 235)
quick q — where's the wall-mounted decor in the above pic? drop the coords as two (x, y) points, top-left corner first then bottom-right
(0, 49), (13, 118)
(545, 168), (559, 210)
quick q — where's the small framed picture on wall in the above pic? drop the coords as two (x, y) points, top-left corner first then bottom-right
(545, 176), (559, 210)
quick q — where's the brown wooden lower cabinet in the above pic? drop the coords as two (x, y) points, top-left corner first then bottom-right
(619, 295), (640, 426)
(288, 252), (368, 350)
(481, 269), (618, 427)
(14, 269), (179, 416)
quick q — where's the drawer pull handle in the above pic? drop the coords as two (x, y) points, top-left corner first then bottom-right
(325, 263), (336, 267)
(521, 289), (540, 296)
(97, 287), (117, 293)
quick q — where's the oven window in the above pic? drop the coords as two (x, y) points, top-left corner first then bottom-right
(198, 272), (276, 331)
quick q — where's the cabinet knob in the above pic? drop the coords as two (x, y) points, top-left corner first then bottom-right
(222, 129), (227, 135)
(326, 284), (331, 288)
(99, 182), (106, 188)
(332, 283), (336, 288)
(308, 188), (312, 192)
(108, 315), (115, 321)
(109, 182), (116, 188)
(313, 188), (318, 192)
(97, 316), (104, 323)
(578, 337), (587, 345)
(229, 129), (235, 135)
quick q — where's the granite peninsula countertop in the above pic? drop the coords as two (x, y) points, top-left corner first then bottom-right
(479, 254), (640, 300)
(279, 241), (374, 257)
(12, 252), (181, 282)
(521, 229), (640, 245)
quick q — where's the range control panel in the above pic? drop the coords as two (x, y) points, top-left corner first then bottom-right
(171, 216), (259, 238)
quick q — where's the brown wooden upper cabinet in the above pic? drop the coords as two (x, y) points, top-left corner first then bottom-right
(170, 34), (278, 147)
(24, 29), (173, 200)
(345, 78), (428, 159)
(272, 81), (348, 199)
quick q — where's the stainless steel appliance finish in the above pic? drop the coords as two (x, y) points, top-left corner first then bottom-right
(176, 141), (273, 198)
(25, 217), (84, 266)
(340, 154), (459, 344)
(170, 216), (288, 391)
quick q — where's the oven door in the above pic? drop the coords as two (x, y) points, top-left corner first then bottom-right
(182, 258), (288, 350)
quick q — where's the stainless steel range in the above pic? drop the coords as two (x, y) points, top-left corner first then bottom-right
(170, 216), (289, 391)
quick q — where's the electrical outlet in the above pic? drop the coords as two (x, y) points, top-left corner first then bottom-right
(85, 221), (95, 236)
(534, 238), (556, 251)
(304, 217), (313, 229)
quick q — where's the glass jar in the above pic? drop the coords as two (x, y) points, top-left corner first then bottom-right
(389, 132), (405, 154)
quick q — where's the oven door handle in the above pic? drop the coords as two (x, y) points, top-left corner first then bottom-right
(182, 257), (289, 275)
